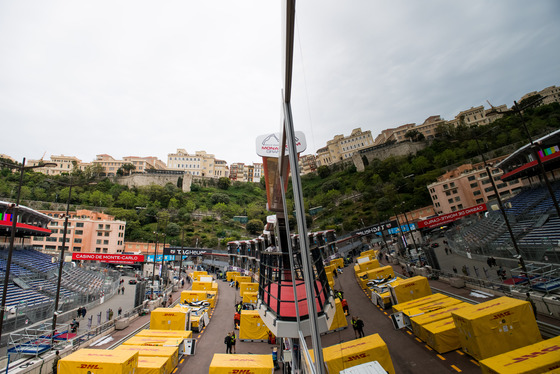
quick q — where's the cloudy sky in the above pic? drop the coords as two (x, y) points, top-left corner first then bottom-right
(1, 1), (559, 166)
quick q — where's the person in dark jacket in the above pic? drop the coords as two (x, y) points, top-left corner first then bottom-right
(225, 332), (233, 354)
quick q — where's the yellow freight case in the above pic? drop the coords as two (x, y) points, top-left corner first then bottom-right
(410, 302), (468, 342)
(330, 257), (344, 269)
(192, 281), (214, 291)
(328, 298), (348, 331)
(149, 308), (188, 331)
(243, 291), (258, 304)
(114, 345), (178, 374)
(358, 259), (380, 272)
(226, 271), (240, 282)
(479, 335), (560, 374)
(181, 290), (217, 308)
(239, 282), (259, 297)
(451, 296), (542, 361)
(209, 354), (274, 374)
(311, 334), (395, 374)
(359, 266), (395, 289)
(135, 329), (193, 339)
(58, 348), (138, 374)
(191, 271), (208, 281)
(137, 356), (168, 374)
(234, 275), (252, 284)
(392, 293), (448, 313)
(239, 310), (270, 341)
(403, 297), (462, 319)
(424, 317), (461, 354)
(388, 276), (432, 305)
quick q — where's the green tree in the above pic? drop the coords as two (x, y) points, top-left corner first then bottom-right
(217, 177), (231, 190)
(117, 190), (136, 209)
(317, 165), (331, 179)
(246, 219), (264, 235)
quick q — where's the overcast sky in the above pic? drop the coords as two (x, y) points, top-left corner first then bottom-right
(1, 1), (559, 166)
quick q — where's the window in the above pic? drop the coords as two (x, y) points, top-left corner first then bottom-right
(76, 222), (84, 227)
(448, 198), (453, 204)
(473, 190), (481, 196)
(451, 206), (457, 212)
(450, 182), (455, 187)
(105, 232), (109, 237)
(105, 224), (110, 229)
(75, 230), (83, 235)
(97, 232), (102, 236)
(457, 204), (463, 210)
(103, 240), (109, 245)
(74, 238), (82, 243)
(51, 229), (58, 234)
(482, 179), (491, 185)
(470, 182), (478, 188)
(446, 191), (451, 196)
(98, 224), (103, 229)
(468, 176), (475, 181)
(485, 187), (494, 193)
(95, 248), (101, 253)
(74, 247), (81, 252)
(103, 249), (108, 253)
(454, 196), (461, 202)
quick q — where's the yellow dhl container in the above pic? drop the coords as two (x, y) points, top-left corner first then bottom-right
(310, 334), (395, 374)
(479, 335), (560, 374)
(234, 275), (252, 284)
(452, 296), (542, 361)
(329, 278), (335, 290)
(150, 308), (188, 331)
(360, 266), (395, 289)
(330, 257), (344, 269)
(402, 297), (462, 319)
(424, 317), (461, 354)
(388, 276), (432, 305)
(137, 356), (168, 374)
(58, 349), (138, 374)
(328, 298), (348, 331)
(114, 345), (178, 374)
(123, 336), (184, 348)
(324, 264), (336, 275)
(358, 259), (380, 272)
(181, 290), (217, 308)
(226, 271), (240, 282)
(242, 291), (258, 304)
(353, 264), (361, 274)
(239, 310), (269, 341)
(392, 293), (448, 313)
(411, 302), (468, 342)
(209, 354), (274, 374)
(360, 249), (376, 258)
(191, 271), (208, 281)
(239, 282), (258, 297)
(135, 329), (193, 339)
(192, 281), (214, 291)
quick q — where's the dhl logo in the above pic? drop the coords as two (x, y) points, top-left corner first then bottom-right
(402, 283), (417, 288)
(476, 302), (503, 312)
(163, 313), (177, 316)
(346, 353), (368, 362)
(504, 345), (560, 365)
(491, 311), (512, 320)
(231, 369), (254, 373)
(340, 342), (367, 351)
(79, 364), (102, 369)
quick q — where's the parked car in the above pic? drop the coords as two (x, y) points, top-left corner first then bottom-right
(128, 279), (137, 284)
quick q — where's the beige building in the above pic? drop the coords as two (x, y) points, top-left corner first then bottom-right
(427, 157), (526, 215)
(28, 155), (84, 176)
(316, 128), (374, 166)
(520, 85), (560, 106)
(228, 162), (262, 182)
(299, 154), (317, 175)
(373, 123), (416, 145)
(30, 209), (126, 255)
(93, 154), (166, 177)
(167, 149), (228, 178)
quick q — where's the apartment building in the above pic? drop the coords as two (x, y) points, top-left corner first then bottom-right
(228, 162), (263, 182)
(93, 154), (166, 176)
(427, 157), (526, 215)
(167, 149), (228, 178)
(520, 85), (560, 106)
(373, 124), (416, 146)
(299, 154), (317, 175)
(28, 155), (84, 176)
(316, 128), (374, 166)
(30, 209), (126, 255)
(124, 241), (167, 256)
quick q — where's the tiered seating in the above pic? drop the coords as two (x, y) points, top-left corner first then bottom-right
(27, 279), (76, 298)
(531, 188), (560, 214)
(0, 283), (51, 309)
(12, 248), (57, 273)
(520, 217), (560, 245)
(61, 267), (104, 294)
(459, 215), (503, 247)
(503, 186), (548, 215)
(491, 220), (534, 246)
(0, 259), (33, 278)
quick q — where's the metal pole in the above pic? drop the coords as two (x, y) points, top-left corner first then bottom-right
(401, 204), (419, 254)
(0, 158), (26, 341)
(284, 98), (325, 373)
(475, 137), (531, 287)
(160, 233), (167, 287)
(52, 182), (73, 343)
(178, 229), (184, 282)
(151, 220), (159, 298)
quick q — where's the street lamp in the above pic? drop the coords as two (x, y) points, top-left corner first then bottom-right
(0, 158), (55, 341)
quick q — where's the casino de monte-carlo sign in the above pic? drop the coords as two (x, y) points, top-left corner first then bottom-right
(255, 131), (307, 157)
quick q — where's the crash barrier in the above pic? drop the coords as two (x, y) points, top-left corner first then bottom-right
(114, 345), (179, 374)
(451, 296), (542, 361)
(327, 299), (348, 331)
(58, 348), (139, 373)
(310, 334), (395, 374)
(479, 334), (560, 374)
(388, 276), (431, 305)
(226, 271), (240, 282)
(181, 290), (217, 308)
(243, 291), (258, 304)
(209, 353), (274, 374)
(239, 282), (259, 297)
(239, 310), (269, 341)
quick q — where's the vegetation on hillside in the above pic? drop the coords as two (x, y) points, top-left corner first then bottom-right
(1, 101), (559, 248)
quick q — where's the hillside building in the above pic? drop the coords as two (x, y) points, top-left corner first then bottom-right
(167, 149), (228, 178)
(316, 128), (374, 166)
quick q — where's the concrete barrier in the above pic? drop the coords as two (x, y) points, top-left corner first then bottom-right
(115, 317), (130, 330)
(449, 277), (465, 288)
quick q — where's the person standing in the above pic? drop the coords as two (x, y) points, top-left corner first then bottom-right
(225, 332), (232, 354)
(351, 316), (358, 338)
(118, 307), (122, 317)
(356, 316), (365, 338)
(52, 350), (60, 374)
(230, 331), (237, 353)
(82, 306), (87, 319)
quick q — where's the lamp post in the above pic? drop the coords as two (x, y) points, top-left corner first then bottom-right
(159, 232), (167, 287)
(400, 202), (419, 254)
(0, 158), (55, 342)
(151, 223), (159, 299)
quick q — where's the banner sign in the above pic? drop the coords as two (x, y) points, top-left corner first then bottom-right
(146, 254), (176, 262)
(417, 203), (487, 229)
(72, 253), (144, 263)
(354, 220), (398, 237)
(163, 247), (213, 256)
(387, 223), (416, 235)
(255, 131), (307, 157)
